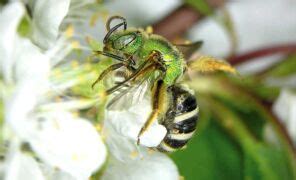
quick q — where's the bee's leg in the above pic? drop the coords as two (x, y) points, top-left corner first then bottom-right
(92, 63), (125, 89)
(137, 79), (167, 145)
(106, 63), (155, 95)
(106, 51), (161, 94)
(131, 65), (157, 82)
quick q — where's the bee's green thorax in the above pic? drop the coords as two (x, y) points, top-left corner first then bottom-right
(138, 35), (184, 85)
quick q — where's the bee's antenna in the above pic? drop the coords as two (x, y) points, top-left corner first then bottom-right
(106, 16), (127, 31)
(103, 16), (127, 44)
(94, 50), (125, 62)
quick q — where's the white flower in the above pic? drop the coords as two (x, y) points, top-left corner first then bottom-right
(5, 148), (45, 180)
(2, 1), (182, 180)
(106, 98), (167, 149)
(102, 98), (179, 180)
(28, 111), (107, 179)
(30, 0), (71, 50)
(272, 88), (296, 145)
(101, 152), (179, 180)
(0, 1), (107, 179)
(0, 1), (25, 83)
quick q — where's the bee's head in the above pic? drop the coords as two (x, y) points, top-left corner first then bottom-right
(103, 16), (144, 55)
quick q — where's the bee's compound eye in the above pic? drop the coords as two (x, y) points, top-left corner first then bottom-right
(113, 34), (136, 50)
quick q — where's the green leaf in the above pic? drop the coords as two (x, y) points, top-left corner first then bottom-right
(204, 97), (296, 180)
(264, 54), (296, 77)
(244, 145), (294, 180)
(214, 93), (266, 140)
(185, 0), (213, 15)
(171, 121), (243, 180)
(228, 76), (280, 102)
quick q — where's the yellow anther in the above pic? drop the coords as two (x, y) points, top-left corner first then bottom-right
(84, 63), (92, 70)
(95, 124), (102, 132)
(72, 111), (80, 118)
(102, 10), (110, 24)
(65, 24), (74, 38)
(90, 13), (100, 27)
(98, 90), (107, 100)
(55, 97), (62, 102)
(71, 60), (79, 68)
(130, 151), (138, 158)
(53, 69), (62, 77)
(185, 40), (192, 44)
(146, 26), (153, 34)
(71, 41), (80, 49)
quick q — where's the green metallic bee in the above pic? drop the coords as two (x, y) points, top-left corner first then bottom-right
(92, 16), (236, 150)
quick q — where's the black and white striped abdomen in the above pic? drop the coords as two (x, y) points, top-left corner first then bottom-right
(157, 85), (199, 152)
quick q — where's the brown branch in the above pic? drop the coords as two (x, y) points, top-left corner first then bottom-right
(152, 0), (226, 40)
(228, 44), (296, 65)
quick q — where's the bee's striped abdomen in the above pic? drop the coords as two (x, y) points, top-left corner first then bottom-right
(157, 85), (198, 152)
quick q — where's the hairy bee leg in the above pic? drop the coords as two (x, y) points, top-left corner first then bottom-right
(137, 80), (167, 145)
(106, 51), (161, 95)
(106, 61), (149, 94)
(131, 64), (157, 82)
(91, 63), (125, 89)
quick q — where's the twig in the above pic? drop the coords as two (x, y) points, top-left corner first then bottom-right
(228, 44), (296, 65)
(152, 0), (226, 40)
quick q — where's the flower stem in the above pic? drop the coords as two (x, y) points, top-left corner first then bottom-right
(228, 44), (296, 65)
(152, 0), (226, 40)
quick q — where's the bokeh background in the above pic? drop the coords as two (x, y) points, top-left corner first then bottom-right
(1, 0), (296, 179)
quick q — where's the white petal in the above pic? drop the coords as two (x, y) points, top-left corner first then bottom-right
(14, 38), (50, 84)
(4, 150), (45, 180)
(101, 152), (179, 180)
(0, 163), (4, 179)
(28, 111), (107, 179)
(31, 0), (71, 49)
(0, 2), (24, 83)
(105, 98), (167, 148)
(41, 164), (78, 180)
(272, 88), (296, 144)
(5, 81), (41, 138)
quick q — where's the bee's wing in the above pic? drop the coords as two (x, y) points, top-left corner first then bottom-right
(106, 72), (153, 111)
(175, 41), (203, 59)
